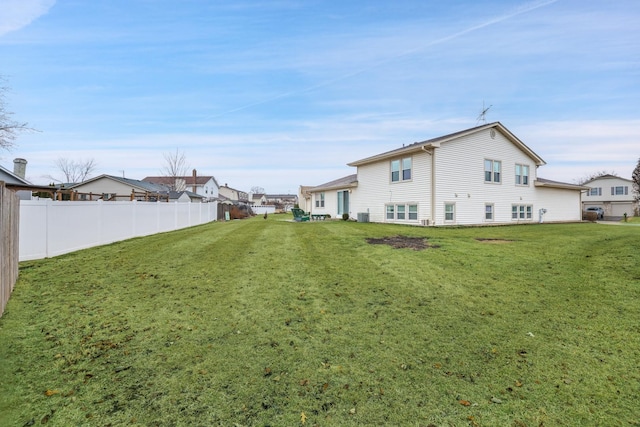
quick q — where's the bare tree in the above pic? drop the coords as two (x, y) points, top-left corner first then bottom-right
(251, 186), (265, 194)
(160, 148), (190, 190)
(49, 158), (97, 184)
(0, 77), (33, 150)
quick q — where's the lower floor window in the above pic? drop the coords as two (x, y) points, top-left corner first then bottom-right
(386, 203), (418, 221)
(444, 203), (455, 222)
(485, 204), (494, 221)
(408, 204), (418, 220)
(512, 204), (533, 220)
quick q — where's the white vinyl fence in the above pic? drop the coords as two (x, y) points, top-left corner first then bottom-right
(20, 199), (218, 261)
(251, 205), (276, 216)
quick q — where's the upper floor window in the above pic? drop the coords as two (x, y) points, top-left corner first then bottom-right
(391, 157), (412, 182)
(612, 186), (628, 196)
(484, 159), (501, 183)
(515, 164), (529, 186)
(589, 187), (602, 196)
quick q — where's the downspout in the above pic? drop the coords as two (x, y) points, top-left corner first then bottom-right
(422, 145), (436, 225)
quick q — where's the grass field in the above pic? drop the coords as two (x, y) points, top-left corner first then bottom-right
(1, 217), (639, 426)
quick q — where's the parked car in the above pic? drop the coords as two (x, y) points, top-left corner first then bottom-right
(586, 206), (604, 219)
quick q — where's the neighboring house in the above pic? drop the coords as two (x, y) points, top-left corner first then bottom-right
(305, 122), (587, 226)
(298, 185), (314, 212)
(582, 175), (637, 217)
(168, 190), (205, 203)
(219, 184), (249, 204)
(69, 175), (171, 201)
(142, 170), (219, 202)
(250, 193), (268, 206)
(0, 158), (33, 200)
(304, 175), (358, 218)
(266, 194), (298, 211)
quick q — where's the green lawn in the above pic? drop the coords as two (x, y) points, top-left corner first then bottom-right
(1, 217), (639, 426)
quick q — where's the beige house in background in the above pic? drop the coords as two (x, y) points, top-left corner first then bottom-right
(582, 175), (637, 217)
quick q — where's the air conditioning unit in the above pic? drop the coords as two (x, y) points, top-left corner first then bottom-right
(357, 212), (369, 223)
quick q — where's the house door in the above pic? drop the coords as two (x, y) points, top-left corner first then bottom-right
(337, 190), (349, 216)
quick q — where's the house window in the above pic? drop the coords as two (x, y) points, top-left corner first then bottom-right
(408, 204), (418, 220)
(485, 204), (494, 221)
(402, 157), (412, 180)
(386, 205), (394, 220)
(385, 203), (419, 221)
(612, 186), (628, 196)
(444, 203), (455, 222)
(391, 157), (412, 182)
(511, 204), (533, 220)
(515, 164), (529, 186)
(589, 187), (602, 196)
(315, 192), (325, 208)
(484, 159), (501, 183)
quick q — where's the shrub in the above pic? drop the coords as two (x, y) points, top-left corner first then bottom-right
(342, 213), (349, 221)
(583, 211), (598, 221)
(230, 206), (249, 219)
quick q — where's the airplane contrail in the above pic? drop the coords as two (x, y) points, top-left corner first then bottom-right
(205, 0), (560, 119)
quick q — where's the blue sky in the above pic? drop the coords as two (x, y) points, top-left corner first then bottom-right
(1, 0), (638, 193)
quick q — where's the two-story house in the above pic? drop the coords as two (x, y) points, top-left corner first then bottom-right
(304, 122), (587, 226)
(219, 184), (249, 204)
(143, 170), (219, 202)
(582, 175), (637, 217)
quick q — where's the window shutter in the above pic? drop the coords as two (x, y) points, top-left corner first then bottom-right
(611, 187), (614, 195)
(625, 186), (629, 195)
(599, 187), (602, 196)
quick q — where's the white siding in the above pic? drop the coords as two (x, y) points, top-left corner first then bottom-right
(535, 187), (583, 222)
(73, 179), (138, 196)
(433, 128), (539, 225)
(350, 151), (432, 224)
(309, 189), (352, 218)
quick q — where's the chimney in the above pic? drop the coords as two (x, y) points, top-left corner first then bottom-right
(192, 169), (197, 193)
(13, 158), (27, 179)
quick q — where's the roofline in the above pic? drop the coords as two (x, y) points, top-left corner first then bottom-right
(69, 174), (166, 192)
(310, 181), (358, 192)
(347, 122), (546, 167)
(0, 164), (31, 185)
(534, 179), (589, 191)
(583, 174), (633, 184)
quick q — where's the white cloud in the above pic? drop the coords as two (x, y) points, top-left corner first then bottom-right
(0, 0), (55, 36)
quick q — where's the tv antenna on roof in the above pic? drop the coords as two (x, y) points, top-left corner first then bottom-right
(476, 101), (492, 124)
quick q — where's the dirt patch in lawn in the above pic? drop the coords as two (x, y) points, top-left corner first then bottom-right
(366, 235), (438, 251)
(475, 238), (515, 244)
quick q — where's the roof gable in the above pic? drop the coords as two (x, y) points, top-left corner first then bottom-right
(583, 174), (633, 185)
(70, 174), (168, 192)
(348, 122), (546, 167)
(143, 175), (218, 187)
(0, 164), (30, 185)
(308, 174), (358, 192)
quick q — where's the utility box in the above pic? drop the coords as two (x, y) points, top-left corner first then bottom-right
(357, 212), (369, 223)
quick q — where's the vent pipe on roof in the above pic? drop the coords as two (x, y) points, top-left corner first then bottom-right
(13, 158), (27, 178)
